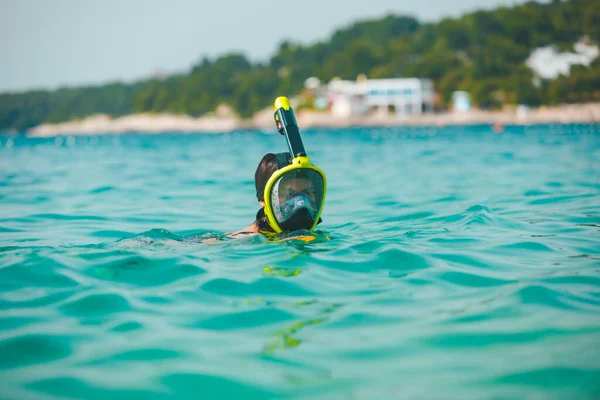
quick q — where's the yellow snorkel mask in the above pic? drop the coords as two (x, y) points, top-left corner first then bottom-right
(262, 97), (327, 233)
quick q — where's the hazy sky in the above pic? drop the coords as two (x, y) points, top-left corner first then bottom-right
(1, 0), (544, 93)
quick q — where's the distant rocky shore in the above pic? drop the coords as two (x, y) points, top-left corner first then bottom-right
(28, 102), (600, 137)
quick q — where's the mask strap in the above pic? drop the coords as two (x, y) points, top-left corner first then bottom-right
(275, 152), (291, 169)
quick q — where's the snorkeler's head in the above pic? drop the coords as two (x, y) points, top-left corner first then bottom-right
(254, 152), (325, 233)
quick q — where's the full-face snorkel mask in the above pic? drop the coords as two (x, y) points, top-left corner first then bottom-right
(262, 97), (327, 233)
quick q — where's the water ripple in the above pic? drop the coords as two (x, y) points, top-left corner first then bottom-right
(1, 127), (599, 398)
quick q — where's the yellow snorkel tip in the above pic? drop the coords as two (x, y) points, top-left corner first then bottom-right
(274, 96), (291, 111)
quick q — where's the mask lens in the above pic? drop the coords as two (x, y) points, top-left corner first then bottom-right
(270, 169), (324, 229)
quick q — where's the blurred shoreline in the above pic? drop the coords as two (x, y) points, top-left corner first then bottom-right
(28, 102), (600, 137)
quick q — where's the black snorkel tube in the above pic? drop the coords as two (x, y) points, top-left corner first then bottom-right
(274, 96), (306, 158)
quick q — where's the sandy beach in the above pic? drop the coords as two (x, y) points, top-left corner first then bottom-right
(27, 102), (600, 137)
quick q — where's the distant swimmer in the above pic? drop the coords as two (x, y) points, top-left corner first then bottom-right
(493, 122), (505, 134)
(229, 96), (327, 239)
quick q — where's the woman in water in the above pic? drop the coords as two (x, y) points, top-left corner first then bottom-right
(202, 96), (326, 241)
(230, 152), (322, 238)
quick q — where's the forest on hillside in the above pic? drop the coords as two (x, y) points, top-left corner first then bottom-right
(1, 0), (598, 131)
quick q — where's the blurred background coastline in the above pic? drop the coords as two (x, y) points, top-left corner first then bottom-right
(2, 0), (599, 136)
(26, 102), (600, 137)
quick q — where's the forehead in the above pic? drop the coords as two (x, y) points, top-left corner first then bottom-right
(276, 169), (323, 191)
(281, 176), (313, 186)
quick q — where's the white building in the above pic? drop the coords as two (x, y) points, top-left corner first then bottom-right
(327, 78), (435, 117)
(327, 79), (368, 117)
(365, 78), (434, 116)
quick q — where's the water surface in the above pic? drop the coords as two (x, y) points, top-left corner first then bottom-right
(1, 125), (600, 399)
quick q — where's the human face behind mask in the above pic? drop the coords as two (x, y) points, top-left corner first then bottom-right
(270, 169), (325, 232)
(278, 177), (318, 204)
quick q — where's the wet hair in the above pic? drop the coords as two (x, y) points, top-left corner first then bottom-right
(254, 153), (289, 232)
(255, 153), (291, 201)
(255, 154), (277, 202)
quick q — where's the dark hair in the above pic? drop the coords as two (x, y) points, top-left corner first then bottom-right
(255, 153), (291, 201)
(255, 153), (291, 232)
(255, 153), (278, 202)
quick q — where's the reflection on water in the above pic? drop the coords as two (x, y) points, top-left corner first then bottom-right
(265, 318), (328, 353)
(263, 265), (302, 277)
(264, 302), (343, 354)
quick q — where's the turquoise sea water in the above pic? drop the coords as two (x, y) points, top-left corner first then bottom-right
(1, 125), (600, 399)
